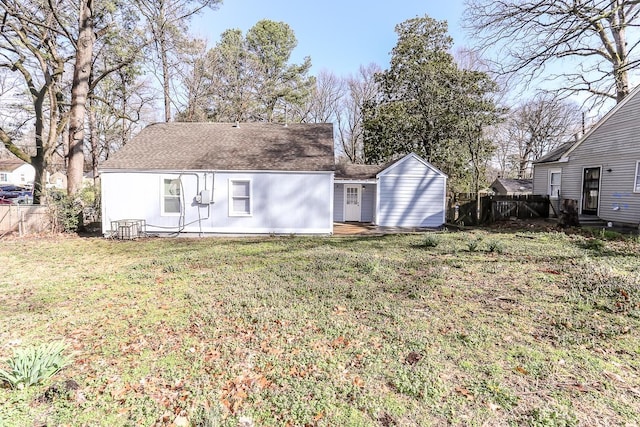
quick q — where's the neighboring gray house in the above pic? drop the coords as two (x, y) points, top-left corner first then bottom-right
(490, 178), (533, 195)
(532, 84), (640, 226)
(334, 153), (447, 228)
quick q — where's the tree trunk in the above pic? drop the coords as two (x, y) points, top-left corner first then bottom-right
(67, 0), (94, 196)
(160, 36), (172, 122)
(88, 99), (99, 187)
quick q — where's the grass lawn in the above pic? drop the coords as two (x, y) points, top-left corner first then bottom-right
(0, 228), (639, 426)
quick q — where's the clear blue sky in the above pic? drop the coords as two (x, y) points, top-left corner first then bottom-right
(192, 0), (468, 77)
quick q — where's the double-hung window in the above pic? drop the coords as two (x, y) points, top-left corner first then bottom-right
(549, 169), (561, 199)
(634, 161), (640, 193)
(229, 179), (251, 216)
(162, 177), (181, 215)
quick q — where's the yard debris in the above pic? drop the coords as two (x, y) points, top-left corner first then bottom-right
(172, 415), (189, 426)
(36, 379), (80, 403)
(603, 371), (626, 384)
(238, 416), (255, 427)
(455, 386), (475, 400)
(556, 381), (602, 393)
(486, 402), (500, 412)
(377, 412), (397, 426)
(404, 351), (422, 366)
(334, 305), (347, 314)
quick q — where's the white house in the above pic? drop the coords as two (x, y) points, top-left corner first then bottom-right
(99, 122), (336, 235)
(0, 159), (35, 186)
(99, 122), (448, 236)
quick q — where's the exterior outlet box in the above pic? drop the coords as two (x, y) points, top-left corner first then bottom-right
(199, 190), (211, 204)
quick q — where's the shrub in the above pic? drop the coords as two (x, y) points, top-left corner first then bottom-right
(467, 237), (482, 252)
(0, 342), (70, 389)
(423, 234), (439, 248)
(582, 238), (605, 252)
(46, 185), (100, 233)
(47, 191), (82, 233)
(487, 240), (504, 254)
(599, 229), (623, 241)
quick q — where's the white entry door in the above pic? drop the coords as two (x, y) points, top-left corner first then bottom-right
(344, 185), (362, 221)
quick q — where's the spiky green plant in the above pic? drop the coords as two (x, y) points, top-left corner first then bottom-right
(0, 342), (69, 389)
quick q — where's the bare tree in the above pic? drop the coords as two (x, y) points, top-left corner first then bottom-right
(337, 64), (380, 163)
(87, 66), (154, 182)
(0, 0), (69, 203)
(66, 0), (145, 196)
(175, 38), (211, 122)
(66, 0), (95, 196)
(136, 0), (221, 122)
(297, 70), (344, 123)
(499, 93), (582, 178)
(464, 0), (640, 106)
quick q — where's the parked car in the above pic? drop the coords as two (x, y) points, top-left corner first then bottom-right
(0, 185), (33, 204)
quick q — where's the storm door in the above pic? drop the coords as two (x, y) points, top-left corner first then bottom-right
(582, 167), (600, 215)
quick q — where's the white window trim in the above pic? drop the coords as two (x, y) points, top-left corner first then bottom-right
(161, 176), (182, 217)
(548, 168), (561, 199)
(634, 161), (640, 193)
(228, 179), (252, 217)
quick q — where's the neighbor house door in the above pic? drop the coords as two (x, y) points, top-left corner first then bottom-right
(582, 167), (600, 215)
(344, 185), (362, 221)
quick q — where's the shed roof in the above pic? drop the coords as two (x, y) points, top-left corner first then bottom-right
(335, 153), (447, 180)
(101, 122), (335, 172)
(334, 163), (388, 180)
(491, 178), (532, 193)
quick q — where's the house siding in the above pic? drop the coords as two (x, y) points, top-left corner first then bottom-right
(532, 164), (551, 195)
(361, 184), (375, 222)
(101, 171), (334, 234)
(546, 90), (640, 225)
(0, 164), (35, 186)
(532, 163), (562, 216)
(376, 155), (446, 227)
(333, 183), (375, 223)
(333, 184), (344, 222)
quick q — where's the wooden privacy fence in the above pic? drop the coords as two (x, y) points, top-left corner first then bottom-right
(0, 205), (51, 236)
(483, 195), (549, 222)
(448, 199), (480, 226)
(448, 195), (549, 225)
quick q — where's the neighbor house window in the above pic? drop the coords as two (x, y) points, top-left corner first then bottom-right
(0, 173), (7, 183)
(635, 161), (640, 193)
(162, 177), (181, 215)
(229, 179), (251, 216)
(549, 169), (561, 198)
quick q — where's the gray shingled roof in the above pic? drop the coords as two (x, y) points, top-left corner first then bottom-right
(492, 178), (532, 193)
(534, 140), (575, 164)
(334, 163), (387, 180)
(0, 159), (29, 172)
(101, 122), (335, 171)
